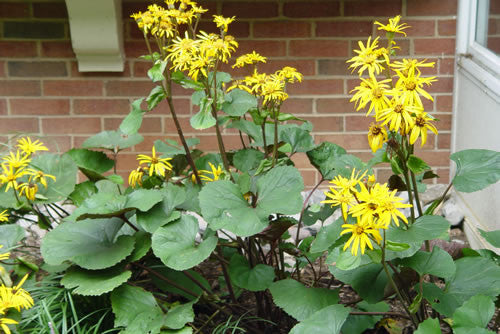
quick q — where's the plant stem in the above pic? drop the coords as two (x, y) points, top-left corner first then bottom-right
(182, 270), (211, 295)
(48, 202), (70, 216)
(209, 72), (231, 174)
(272, 106), (279, 167)
(133, 263), (198, 298)
(295, 178), (324, 247)
(120, 214), (139, 232)
(216, 245), (237, 303)
(410, 171), (423, 216)
(349, 311), (410, 320)
(261, 121), (268, 157)
(402, 168), (416, 224)
(238, 129), (247, 149)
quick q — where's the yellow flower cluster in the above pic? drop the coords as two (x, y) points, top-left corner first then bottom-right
(229, 62), (303, 105)
(0, 137), (55, 201)
(322, 170), (411, 256)
(347, 16), (438, 152)
(129, 147), (173, 187)
(191, 162), (224, 184)
(131, 1), (207, 38)
(0, 273), (33, 334)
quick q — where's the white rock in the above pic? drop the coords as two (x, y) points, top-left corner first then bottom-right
(442, 196), (464, 226)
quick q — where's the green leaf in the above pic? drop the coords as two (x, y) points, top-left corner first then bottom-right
(30, 153), (78, 203)
(129, 231), (151, 262)
(453, 295), (495, 330)
(386, 215), (450, 244)
(233, 149), (264, 173)
(277, 112), (306, 122)
(120, 98), (145, 135)
(154, 138), (200, 157)
(152, 214), (217, 271)
(423, 257), (500, 316)
(400, 246), (456, 280)
(121, 312), (164, 334)
(385, 240), (410, 251)
(111, 284), (163, 328)
(415, 318), (442, 334)
(228, 254), (275, 291)
(451, 149), (500, 193)
(310, 217), (343, 253)
(66, 148), (114, 181)
(208, 71), (232, 86)
(281, 127), (315, 154)
(269, 279), (339, 321)
(306, 142), (347, 179)
(61, 266), (131, 296)
(164, 300), (196, 330)
(82, 130), (143, 151)
(407, 155), (430, 174)
(190, 98), (216, 130)
(150, 266), (211, 300)
(171, 71), (204, 90)
(0, 224), (24, 250)
(367, 147), (389, 169)
(289, 304), (350, 334)
(126, 188), (164, 211)
(147, 85), (166, 110)
(222, 89), (257, 117)
(162, 327), (192, 334)
(148, 61), (167, 82)
(41, 217), (135, 270)
(478, 228), (500, 248)
(342, 301), (389, 334)
(330, 263), (388, 303)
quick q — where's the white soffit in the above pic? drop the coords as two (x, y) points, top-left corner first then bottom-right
(65, 0), (124, 72)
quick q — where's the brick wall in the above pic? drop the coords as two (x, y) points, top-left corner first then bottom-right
(0, 0), (459, 186)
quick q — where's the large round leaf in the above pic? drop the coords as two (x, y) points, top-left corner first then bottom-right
(228, 254), (275, 291)
(289, 304), (350, 334)
(222, 88), (257, 117)
(41, 217), (135, 270)
(386, 215), (450, 244)
(66, 148), (114, 181)
(451, 149), (500, 193)
(269, 279), (339, 321)
(152, 214), (217, 271)
(30, 153), (78, 203)
(306, 142), (347, 179)
(400, 246), (456, 280)
(111, 284), (162, 328)
(0, 224), (25, 250)
(82, 130), (143, 151)
(61, 266), (131, 296)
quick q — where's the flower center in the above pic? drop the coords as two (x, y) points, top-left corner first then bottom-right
(394, 104), (404, 114)
(415, 116), (426, 127)
(372, 88), (383, 99)
(405, 81), (416, 90)
(355, 226), (365, 235)
(370, 126), (382, 135)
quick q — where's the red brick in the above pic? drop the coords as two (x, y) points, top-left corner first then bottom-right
(284, 2), (340, 18)
(413, 150), (450, 166)
(344, 0), (402, 17)
(33, 3), (68, 18)
(74, 99), (130, 115)
(70, 62), (131, 78)
(44, 80), (103, 96)
(345, 115), (373, 131)
(194, 134), (241, 151)
(492, 1), (500, 14)
(488, 18), (500, 35)
(0, 61), (5, 77)
(436, 95), (453, 112)
(288, 79), (343, 95)
(124, 41), (151, 59)
(439, 58), (455, 75)
(301, 170), (317, 188)
(487, 37), (500, 54)
(318, 59), (350, 76)
(105, 80), (156, 97)
(317, 98), (352, 113)
(258, 60), (316, 76)
(0, 3), (30, 18)
(437, 133), (450, 149)
(0, 41), (37, 58)
(43, 136), (72, 152)
(407, 0), (457, 16)
(306, 116), (343, 132)
(164, 116), (213, 135)
(315, 133), (369, 150)
(291, 153), (314, 169)
(154, 98), (191, 115)
(438, 20), (456, 36)
(415, 58), (438, 75)
(8, 61), (68, 77)
(0, 100), (6, 115)
(0, 117), (39, 133)
(290, 40), (349, 57)
(104, 116), (162, 133)
(253, 21), (311, 38)
(222, 2), (278, 18)
(427, 77), (453, 93)
(404, 20), (436, 37)
(376, 168), (393, 183)
(236, 40), (287, 58)
(0, 81), (40, 96)
(133, 61), (150, 78)
(281, 98), (313, 115)
(316, 21), (373, 37)
(196, 21), (250, 38)
(414, 38), (455, 55)
(10, 99), (70, 115)
(42, 117), (101, 134)
(434, 113), (452, 131)
(41, 42), (75, 58)
(434, 168), (450, 183)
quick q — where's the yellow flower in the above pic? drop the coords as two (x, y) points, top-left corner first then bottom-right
(347, 36), (385, 76)
(199, 163), (224, 182)
(0, 275), (33, 313)
(2, 151), (30, 169)
(0, 246), (9, 261)
(377, 98), (422, 134)
(213, 15), (235, 33)
(137, 147), (173, 177)
(378, 189), (412, 227)
(367, 123), (388, 153)
(0, 211), (8, 223)
(18, 183), (37, 201)
(0, 317), (18, 334)
(340, 217), (383, 256)
(409, 112), (438, 147)
(329, 168), (367, 194)
(394, 67), (436, 108)
(233, 51), (267, 68)
(374, 15), (410, 36)
(276, 66), (303, 83)
(26, 169), (56, 188)
(128, 167), (145, 188)
(16, 137), (48, 156)
(349, 183), (386, 225)
(322, 187), (355, 220)
(261, 76), (288, 104)
(0, 163), (26, 192)
(350, 75), (392, 116)
(390, 58), (435, 76)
